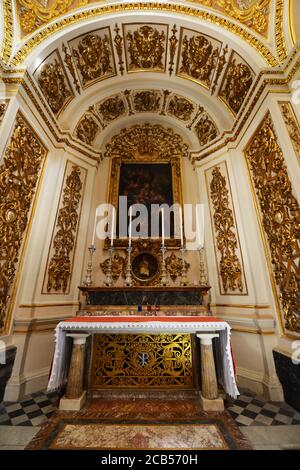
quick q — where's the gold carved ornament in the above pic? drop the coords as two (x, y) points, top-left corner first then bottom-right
(72, 33), (113, 86)
(74, 114), (100, 146)
(279, 102), (300, 164)
(100, 253), (125, 281)
(168, 24), (178, 75)
(244, 114), (300, 333)
(62, 43), (80, 94)
(47, 166), (83, 293)
(179, 34), (219, 87)
(167, 95), (195, 122)
(114, 24), (124, 75)
(36, 58), (71, 115)
(165, 252), (190, 281)
(126, 25), (166, 71)
(133, 91), (161, 113)
(194, 113), (219, 147)
(190, 0), (270, 35)
(0, 100), (9, 124)
(97, 95), (125, 122)
(220, 58), (253, 115)
(0, 114), (47, 332)
(91, 333), (193, 388)
(209, 166), (244, 293)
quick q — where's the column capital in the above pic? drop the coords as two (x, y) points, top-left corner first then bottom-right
(66, 333), (90, 345)
(196, 333), (219, 345)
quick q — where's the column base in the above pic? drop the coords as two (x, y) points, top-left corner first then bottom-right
(199, 392), (224, 412)
(59, 390), (87, 411)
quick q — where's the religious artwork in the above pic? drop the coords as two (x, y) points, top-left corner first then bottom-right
(97, 95), (126, 123)
(206, 162), (247, 295)
(132, 253), (159, 283)
(124, 24), (168, 72)
(244, 113), (300, 334)
(194, 113), (219, 147)
(219, 53), (254, 115)
(0, 113), (47, 333)
(132, 91), (161, 113)
(177, 29), (221, 88)
(43, 163), (86, 294)
(74, 113), (100, 145)
(34, 50), (73, 115)
(91, 333), (193, 388)
(69, 28), (115, 87)
(167, 95), (195, 121)
(117, 163), (174, 238)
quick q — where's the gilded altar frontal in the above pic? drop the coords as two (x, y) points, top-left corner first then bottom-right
(1, 0), (300, 453)
(90, 334), (194, 389)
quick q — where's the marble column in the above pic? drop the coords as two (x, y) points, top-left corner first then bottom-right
(59, 333), (90, 411)
(196, 333), (224, 411)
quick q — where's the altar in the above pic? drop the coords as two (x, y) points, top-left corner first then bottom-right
(48, 315), (238, 412)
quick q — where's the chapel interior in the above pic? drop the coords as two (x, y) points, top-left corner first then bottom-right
(0, 0), (300, 452)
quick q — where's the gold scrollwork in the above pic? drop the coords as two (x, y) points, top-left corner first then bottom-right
(97, 95), (126, 123)
(0, 100), (9, 125)
(91, 333), (193, 388)
(168, 24), (178, 75)
(279, 102), (300, 165)
(167, 95), (195, 122)
(35, 55), (72, 115)
(194, 113), (219, 147)
(0, 113), (47, 332)
(100, 253), (126, 281)
(114, 24), (124, 75)
(126, 25), (166, 71)
(46, 165), (84, 293)
(74, 113), (100, 146)
(219, 56), (254, 115)
(244, 113), (300, 334)
(166, 252), (190, 281)
(208, 165), (245, 294)
(132, 90), (161, 113)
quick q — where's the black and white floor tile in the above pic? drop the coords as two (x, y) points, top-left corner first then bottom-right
(0, 389), (299, 427)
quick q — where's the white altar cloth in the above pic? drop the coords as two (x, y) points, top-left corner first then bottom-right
(47, 316), (239, 398)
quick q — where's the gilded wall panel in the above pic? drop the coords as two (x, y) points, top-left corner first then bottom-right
(205, 161), (247, 295)
(123, 23), (168, 73)
(194, 113), (219, 146)
(67, 27), (116, 88)
(219, 51), (254, 115)
(279, 102), (300, 165)
(96, 94), (126, 123)
(0, 113), (47, 333)
(176, 27), (222, 90)
(74, 113), (100, 146)
(244, 113), (300, 334)
(0, 100), (9, 126)
(42, 161), (86, 294)
(34, 49), (73, 116)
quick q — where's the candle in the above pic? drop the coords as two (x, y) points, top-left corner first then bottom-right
(129, 206), (132, 247)
(161, 208), (165, 246)
(179, 206), (184, 247)
(197, 204), (204, 248)
(110, 207), (115, 247)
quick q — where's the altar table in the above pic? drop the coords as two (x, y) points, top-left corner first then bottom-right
(48, 316), (239, 407)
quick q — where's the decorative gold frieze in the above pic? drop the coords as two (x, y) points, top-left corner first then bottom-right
(97, 95), (126, 123)
(0, 100), (9, 125)
(114, 24), (124, 75)
(219, 53), (254, 115)
(166, 252), (190, 281)
(34, 51), (72, 115)
(74, 113), (100, 146)
(105, 124), (189, 160)
(206, 162), (246, 295)
(177, 29), (221, 88)
(62, 43), (80, 94)
(194, 113), (219, 147)
(244, 113), (300, 334)
(100, 253), (125, 281)
(124, 24), (168, 72)
(279, 102), (300, 164)
(211, 45), (228, 95)
(0, 113), (47, 333)
(91, 333), (193, 388)
(45, 164), (85, 294)
(167, 95), (195, 122)
(132, 90), (161, 113)
(70, 29), (115, 87)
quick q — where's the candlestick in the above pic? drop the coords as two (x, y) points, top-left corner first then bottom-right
(180, 245), (188, 286)
(125, 245), (133, 286)
(179, 206), (184, 246)
(160, 244), (169, 286)
(104, 246), (114, 286)
(161, 208), (165, 246)
(198, 246), (208, 287)
(83, 244), (96, 286)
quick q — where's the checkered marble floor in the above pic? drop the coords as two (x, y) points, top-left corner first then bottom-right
(0, 389), (299, 427)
